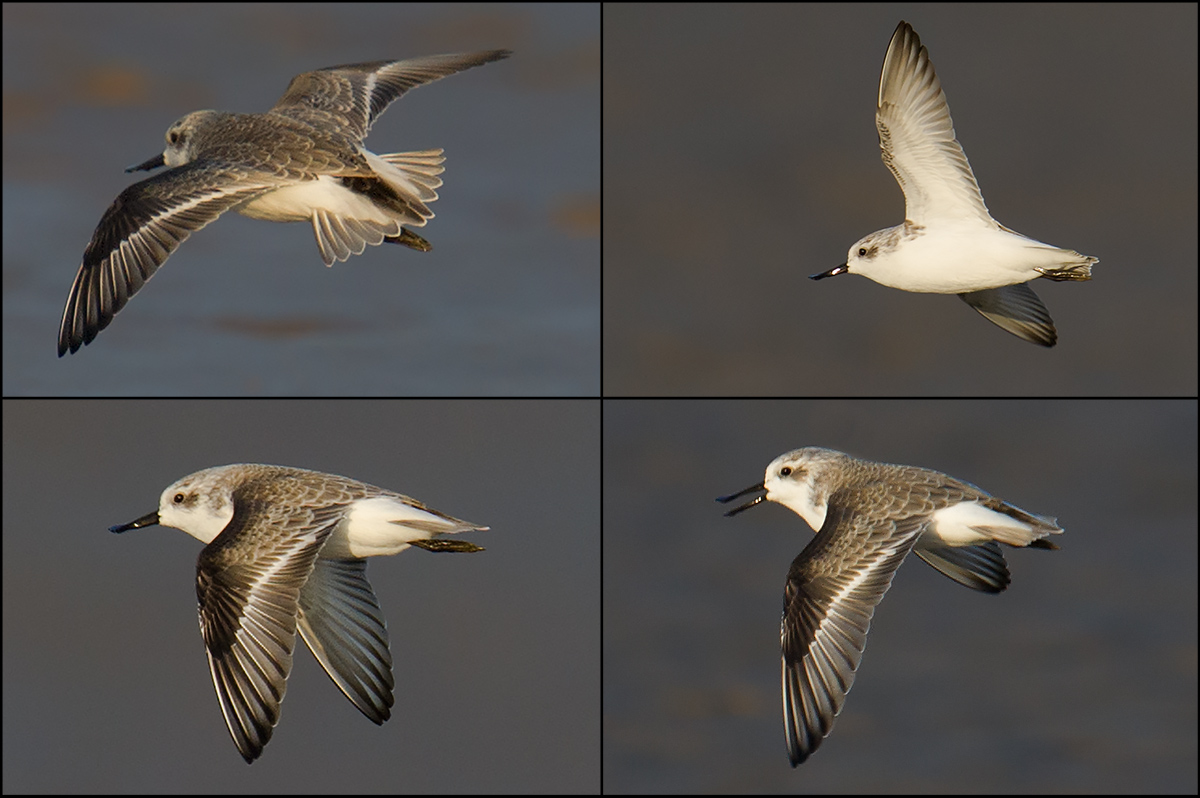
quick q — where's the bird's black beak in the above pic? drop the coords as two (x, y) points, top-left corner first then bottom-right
(125, 154), (166, 173)
(809, 263), (849, 280)
(110, 511), (160, 533)
(716, 483), (768, 517)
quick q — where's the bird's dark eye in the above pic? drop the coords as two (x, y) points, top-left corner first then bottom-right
(173, 493), (185, 504)
(780, 467), (792, 476)
(858, 248), (868, 256)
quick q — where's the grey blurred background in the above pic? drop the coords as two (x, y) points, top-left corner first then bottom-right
(604, 4), (1197, 395)
(604, 400), (1197, 792)
(3, 400), (599, 792)
(4, 3), (599, 395)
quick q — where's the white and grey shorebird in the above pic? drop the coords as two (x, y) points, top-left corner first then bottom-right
(110, 463), (487, 763)
(717, 447), (1061, 766)
(809, 21), (1096, 347)
(59, 50), (511, 356)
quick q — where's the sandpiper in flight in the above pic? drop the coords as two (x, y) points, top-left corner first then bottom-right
(59, 50), (510, 356)
(809, 22), (1095, 347)
(111, 463), (487, 763)
(718, 447), (1061, 765)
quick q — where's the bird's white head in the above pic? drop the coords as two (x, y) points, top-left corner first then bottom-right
(719, 447), (852, 532)
(156, 466), (239, 544)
